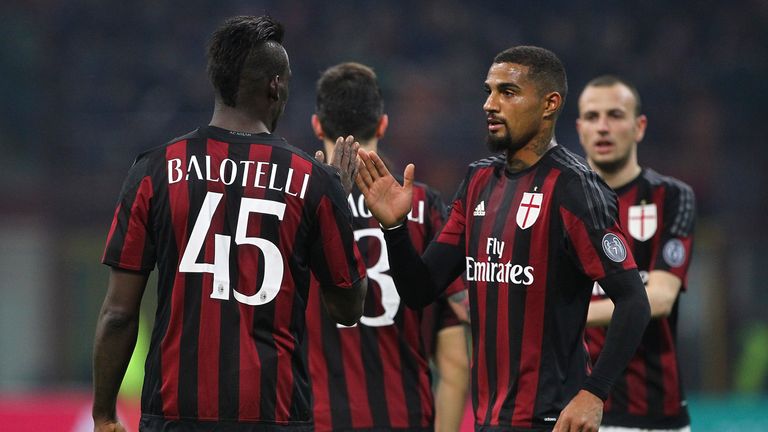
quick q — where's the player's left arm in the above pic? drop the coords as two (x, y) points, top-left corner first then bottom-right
(92, 268), (148, 430)
(587, 270), (681, 326)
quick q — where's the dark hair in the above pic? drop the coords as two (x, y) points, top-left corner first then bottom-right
(493, 46), (568, 112)
(315, 62), (384, 141)
(207, 15), (288, 107)
(584, 75), (643, 116)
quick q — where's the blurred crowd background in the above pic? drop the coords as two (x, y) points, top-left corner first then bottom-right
(1, 0), (767, 428)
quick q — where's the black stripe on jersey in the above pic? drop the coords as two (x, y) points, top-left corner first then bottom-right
(218, 142), (250, 420)
(551, 148), (613, 229)
(643, 319), (665, 416)
(178, 138), (206, 419)
(256, 146), (299, 419)
(361, 326), (390, 426)
(395, 312), (426, 427)
(670, 182), (695, 237)
(320, 320), (353, 429)
(145, 151), (176, 417)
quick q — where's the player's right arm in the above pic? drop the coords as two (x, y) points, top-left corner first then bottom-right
(356, 151), (466, 308)
(92, 268), (147, 432)
(311, 161), (368, 326)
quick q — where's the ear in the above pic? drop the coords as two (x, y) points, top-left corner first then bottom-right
(542, 92), (563, 119)
(375, 114), (389, 138)
(268, 75), (281, 101)
(311, 114), (325, 139)
(634, 114), (648, 142)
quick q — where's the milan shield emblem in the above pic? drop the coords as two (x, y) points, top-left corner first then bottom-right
(516, 192), (543, 229)
(628, 203), (657, 241)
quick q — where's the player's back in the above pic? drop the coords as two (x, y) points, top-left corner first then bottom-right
(306, 180), (457, 432)
(103, 125), (364, 429)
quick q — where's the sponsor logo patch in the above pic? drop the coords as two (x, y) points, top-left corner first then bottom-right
(663, 238), (686, 267)
(601, 233), (627, 263)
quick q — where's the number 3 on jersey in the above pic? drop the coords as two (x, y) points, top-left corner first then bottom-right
(179, 191), (286, 306)
(340, 228), (400, 328)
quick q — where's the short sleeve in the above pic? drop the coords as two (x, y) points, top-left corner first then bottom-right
(310, 168), (366, 289)
(102, 156), (157, 272)
(651, 181), (695, 288)
(559, 172), (637, 281)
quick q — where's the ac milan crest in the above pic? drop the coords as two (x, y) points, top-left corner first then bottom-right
(628, 203), (657, 241)
(516, 192), (543, 229)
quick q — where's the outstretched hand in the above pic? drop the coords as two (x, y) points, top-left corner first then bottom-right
(552, 390), (603, 432)
(315, 135), (360, 195)
(355, 150), (414, 228)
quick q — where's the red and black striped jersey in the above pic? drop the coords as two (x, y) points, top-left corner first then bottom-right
(102, 126), (366, 430)
(307, 183), (464, 432)
(435, 145), (638, 430)
(585, 168), (695, 429)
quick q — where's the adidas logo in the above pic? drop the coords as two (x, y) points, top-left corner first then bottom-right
(473, 201), (486, 216)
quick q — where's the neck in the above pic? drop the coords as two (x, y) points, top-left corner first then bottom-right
(209, 102), (272, 134)
(506, 130), (557, 173)
(324, 138), (378, 159)
(591, 159), (642, 189)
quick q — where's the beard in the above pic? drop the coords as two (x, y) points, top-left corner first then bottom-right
(486, 127), (526, 154)
(591, 150), (632, 174)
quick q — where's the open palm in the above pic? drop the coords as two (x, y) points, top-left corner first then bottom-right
(355, 150), (414, 228)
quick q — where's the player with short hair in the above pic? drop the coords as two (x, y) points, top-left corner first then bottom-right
(307, 62), (469, 432)
(577, 75), (695, 432)
(355, 46), (652, 432)
(92, 16), (367, 432)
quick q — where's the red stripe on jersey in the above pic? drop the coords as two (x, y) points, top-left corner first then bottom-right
(378, 325), (408, 428)
(511, 170), (559, 426)
(408, 186), (428, 252)
(626, 355), (647, 415)
(647, 187), (666, 268)
(307, 287), (332, 430)
(472, 168), (508, 423)
(660, 321), (681, 416)
(606, 225), (637, 271)
(340, 328), (374, 427)
(197, 139), (228, 419)
(488, 173), (532, 424)
(437, 200), (464, 246)
(560, 207), (606, 280)
(102, 203), (122, 262)
(272, 153), (312, 421)
(238, 144), (272, 420)
(161, 140), (189, 419)
(118, 176), (154, 270)
(317, 196), (356, 287)
(617, 185), (638, 253)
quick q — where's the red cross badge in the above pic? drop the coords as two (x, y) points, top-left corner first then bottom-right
(516, 192), (543, 229)
(628, 203), (657, 241)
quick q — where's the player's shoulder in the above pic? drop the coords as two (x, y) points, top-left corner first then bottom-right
(547, 146), (612, 193)
(642, 168), (695, 199)
(467, 153), (506, 171)
(131, 128), (201, 165)
(547, 145), (595, 178)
